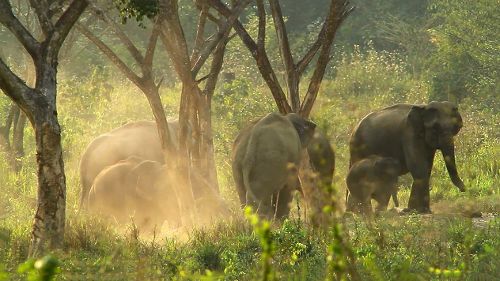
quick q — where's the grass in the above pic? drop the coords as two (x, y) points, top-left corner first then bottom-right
(0, 49), (498, 280)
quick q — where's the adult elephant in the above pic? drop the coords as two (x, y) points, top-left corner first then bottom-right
(232, 112), (316, 219)
(79, 120), (180, 208)
(88, 157), (181, 231)
(349, 101), (465, 213)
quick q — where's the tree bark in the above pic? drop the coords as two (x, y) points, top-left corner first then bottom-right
(30, 110), (66, 256)
(12, 111), (26, 172)
(0, 0), (88, 256)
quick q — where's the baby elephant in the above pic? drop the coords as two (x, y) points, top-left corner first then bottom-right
(88, 157), (180, 232)
(346, 156), (400, 215)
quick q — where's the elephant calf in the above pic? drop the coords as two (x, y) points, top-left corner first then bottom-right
(232, 112), (316, 219)
(88, 157), (180, 232)
(346, 155), (400, 215)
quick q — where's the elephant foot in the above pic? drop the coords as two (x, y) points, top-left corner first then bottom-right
(401, 206), (432, 214)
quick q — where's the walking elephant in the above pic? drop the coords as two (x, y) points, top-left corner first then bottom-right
(349, 101), (465, 213)
(232, 112), (316, 219)
(88, 157), (181, 231)
(79, 120), (180, 208)
(346, 155), (400, 215)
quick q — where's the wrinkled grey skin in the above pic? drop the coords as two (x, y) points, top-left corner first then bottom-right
(346, 156), (400, 215)
(88, 157), (180, 232)
(349, 102), (465, 213)
(307, 130), (335, 188)
(232, 113), (316, 219)
(79, 120), (180, 208)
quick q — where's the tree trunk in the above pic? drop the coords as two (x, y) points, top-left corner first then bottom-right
(198, 95), (219, 193)
(12, 111), (26, 172)
(29, 111), (66, 256)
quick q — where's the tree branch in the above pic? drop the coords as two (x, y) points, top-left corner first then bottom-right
(203, 32), (230, 97)
(269, 0), (296, 78)
(76, 23), (143, 88)
(144, 19), (161, 73)
(49, 0), (88, 55)
(0, 1), (40, 58)
(158, 0), (195, 86)
(87, 2), (144, 65)
(0, 58), (33, 118)
(296, 23), (326, 76)
(256, 0), (265, 52)
(300, 0), (354, 117)
(28, 0), (54, 36)
(190, 3), (209, 66)
(191, 0), (251, 77)
(208, 0), (291, 113)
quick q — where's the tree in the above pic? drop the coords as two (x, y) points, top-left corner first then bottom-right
(0, 1), (38, 172)
(96, 0), (251, 225)
(208, 0), (352, 222)
(209, 0), (353, 116)
(75, 2), (178, 206)
(0, 0), (88, 256)
(428, 0), (499, 102)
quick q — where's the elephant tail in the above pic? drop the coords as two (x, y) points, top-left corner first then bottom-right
(79, 176), (92, 210)
(242, 131), (258, 198)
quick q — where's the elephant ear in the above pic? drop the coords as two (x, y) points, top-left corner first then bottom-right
(287, 113), (317, 146)
(407, 105), (427, 137)
(422, 102), (440, 129)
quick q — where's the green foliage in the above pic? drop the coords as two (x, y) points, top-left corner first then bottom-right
(427, 0), (499, 103)
(114, 0), (159, 24)
(17, 255), (60, 281)
(245, 207), (275, 281)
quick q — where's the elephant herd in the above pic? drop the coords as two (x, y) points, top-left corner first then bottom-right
(79, 101), (466, 230)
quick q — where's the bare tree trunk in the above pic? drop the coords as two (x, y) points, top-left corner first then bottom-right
(0, 0), (88, 256)
(29, 108), (66, 256)
(12, 111), (26, 172)
(198, 95), (219, 193)
(0, 103), (17, 149)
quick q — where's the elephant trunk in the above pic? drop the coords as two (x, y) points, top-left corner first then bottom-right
(440, 138), (465, 192)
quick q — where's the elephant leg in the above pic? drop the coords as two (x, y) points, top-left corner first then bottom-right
(275, 187), (294, 219)
(346, 193), (357, 212)
(232, 163), (247, 206)
(404, 146), (435, 213)
(374, 192), (391, 213)
(246, 188), (274, 219)
(391, 189), (399, 208)
(407, 177), (431, 213)
(360, 200), (373, 216)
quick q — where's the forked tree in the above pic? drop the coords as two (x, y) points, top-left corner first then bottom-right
(207, 1), (359, 278)
(85, 0), (251, 224)
(75, 2), (179, 207)
(207, 0), (352, 221)
(0, 0), (88, 256)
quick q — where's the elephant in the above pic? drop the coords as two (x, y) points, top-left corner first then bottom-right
(88, 157), (181, 231)
(346, 155), (400, 215)
(349, 101), (465, 213)
(79, 120), (181, 208)
(232, 112), (316, 219)
(306, 130), (335, 188)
